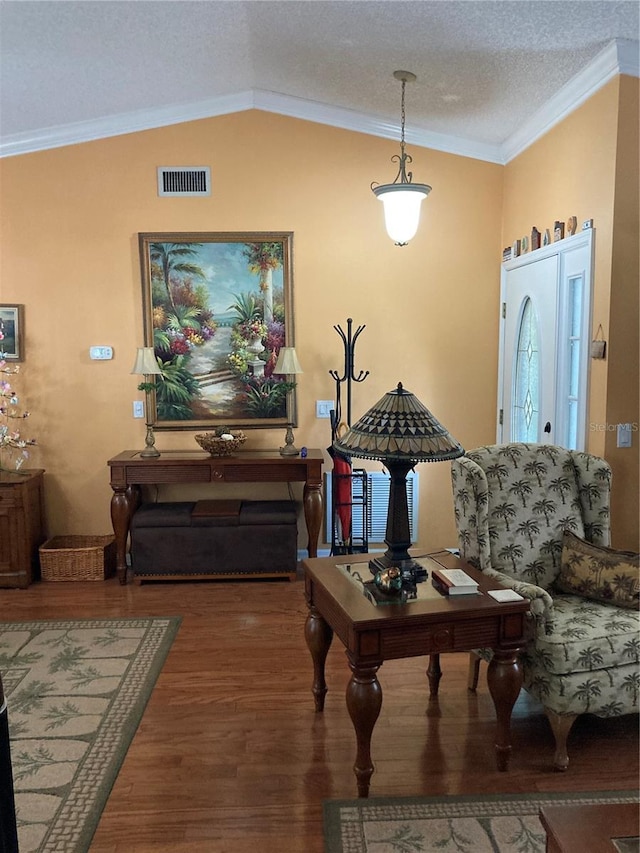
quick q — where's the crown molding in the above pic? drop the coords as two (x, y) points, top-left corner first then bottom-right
(0, 91), (255, 159)
(1, 38), (637, 161)
(501, 38), (640, 164)
(252, 89), (503, 163)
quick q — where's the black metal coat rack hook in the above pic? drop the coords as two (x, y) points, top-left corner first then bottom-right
(329, 318), (369, 441)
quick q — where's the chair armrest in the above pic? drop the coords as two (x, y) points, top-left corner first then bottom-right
(482, 567), (555, 632)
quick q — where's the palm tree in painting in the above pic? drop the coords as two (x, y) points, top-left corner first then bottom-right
(150, 242), (205, 313)
(244, 242), (283, 325)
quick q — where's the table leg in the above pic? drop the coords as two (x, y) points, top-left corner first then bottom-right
(305, 605), (333, 711)
(110, 485), (138, 585)
(486, 647), (522, 771)
(303, 481), (322, 558)
(427, 653), (442, 697)
(346, 658), (382, 798)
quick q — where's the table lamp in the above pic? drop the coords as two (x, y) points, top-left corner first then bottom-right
(333, 382), (464, 595)
(273, 346), (303, 456)
(131, 347), (163, 458)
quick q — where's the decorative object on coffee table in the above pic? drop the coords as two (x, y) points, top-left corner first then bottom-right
(195, 429), (247, 456)
(131, 347), (163, 458)
(273, 346), (303, 456)
(333, 382), (464, 596)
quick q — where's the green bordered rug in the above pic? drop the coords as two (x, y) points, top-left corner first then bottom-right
(1, 616), (181, 853)
(324, 789), (640, 853)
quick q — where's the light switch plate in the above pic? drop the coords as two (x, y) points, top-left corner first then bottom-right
(617, 423), (632, 448)
(316, 400), (334, 419)
(90, 346), (113, 360)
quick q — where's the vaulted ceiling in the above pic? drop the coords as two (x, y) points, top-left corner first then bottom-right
(1, 1), (638, 162)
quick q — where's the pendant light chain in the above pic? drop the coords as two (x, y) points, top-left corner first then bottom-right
(400, 77), (407, 163)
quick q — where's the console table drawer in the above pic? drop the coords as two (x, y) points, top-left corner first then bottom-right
(125, 465), (212, 484)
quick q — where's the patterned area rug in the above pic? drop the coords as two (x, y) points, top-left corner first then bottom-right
(1, 617), (180, 853)
(324, 790), (639, 852)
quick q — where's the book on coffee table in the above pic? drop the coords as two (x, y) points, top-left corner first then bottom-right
(431, 567), (479, 596)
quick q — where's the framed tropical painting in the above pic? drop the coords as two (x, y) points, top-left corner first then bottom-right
(138, 232), (295, 430)
(0, 304), (24, 362)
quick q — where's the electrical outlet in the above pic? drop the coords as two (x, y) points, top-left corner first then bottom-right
(316, 400), (334, 419)
(133, 400), (144, 419)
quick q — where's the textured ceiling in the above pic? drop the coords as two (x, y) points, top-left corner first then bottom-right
(1, 1), (638, 159)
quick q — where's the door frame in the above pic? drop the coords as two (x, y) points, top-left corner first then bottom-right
(497, 229), (595, 449)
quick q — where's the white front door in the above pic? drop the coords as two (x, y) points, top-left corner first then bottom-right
(498, 230), (594, 450)
(502, 255), (559, 443)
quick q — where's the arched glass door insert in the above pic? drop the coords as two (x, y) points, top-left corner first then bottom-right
(513, 297), (540, 442)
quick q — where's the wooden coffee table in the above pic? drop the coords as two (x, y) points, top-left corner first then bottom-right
(303, 550), (529, 797)
(540, 802), (639, 852)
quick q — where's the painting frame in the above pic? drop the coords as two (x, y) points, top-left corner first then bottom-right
(138, 232), (296, 431)
(0, 304), (24, 362)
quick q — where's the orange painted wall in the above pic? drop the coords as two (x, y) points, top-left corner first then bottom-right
(0, 110), (503, 552)
(502, 76), (639, 549)
(605, 75), (640, 549)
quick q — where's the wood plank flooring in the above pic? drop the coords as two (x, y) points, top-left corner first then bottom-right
(2, 572), (638, 852)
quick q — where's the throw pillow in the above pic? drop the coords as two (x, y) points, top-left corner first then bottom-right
(556, 530), (640, 609)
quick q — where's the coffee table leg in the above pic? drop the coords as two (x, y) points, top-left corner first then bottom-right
(486, 647), (522, 771)
(305, 605), (333, 711)
(427, 653), (442, 697)
(346, 659), (382, 798)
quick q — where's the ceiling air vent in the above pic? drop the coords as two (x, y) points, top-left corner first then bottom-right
(157, 166), (211, 197)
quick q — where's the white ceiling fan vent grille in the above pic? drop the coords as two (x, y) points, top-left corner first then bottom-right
(157, 166), (211, 197)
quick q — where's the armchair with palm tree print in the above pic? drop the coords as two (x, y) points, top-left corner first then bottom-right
(451, 443), (639, 771)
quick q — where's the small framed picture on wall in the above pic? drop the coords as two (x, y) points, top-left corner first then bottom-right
(0, 304), (24, 361)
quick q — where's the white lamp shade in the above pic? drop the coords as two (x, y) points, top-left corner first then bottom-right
(374, 183), (431, 245)
(131, 347), (163, 375)
(274, 346), (303, 375)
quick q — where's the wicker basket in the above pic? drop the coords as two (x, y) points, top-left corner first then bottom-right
(195, 431), (247, 457)
(39, 535), (116, 581)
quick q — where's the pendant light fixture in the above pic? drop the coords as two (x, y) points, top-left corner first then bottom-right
(371, 71), (432, 246)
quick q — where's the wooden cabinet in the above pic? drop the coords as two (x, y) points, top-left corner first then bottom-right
(0, 469), (46, 588)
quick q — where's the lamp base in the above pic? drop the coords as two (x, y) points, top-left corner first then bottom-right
(139, 447), (161, 458)
(279, 424), (300, 456)
(279, 444), (300, 456)
(140, 423), (160, 458)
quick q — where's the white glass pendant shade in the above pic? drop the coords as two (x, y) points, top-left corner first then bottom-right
(374, 183), (431, 245)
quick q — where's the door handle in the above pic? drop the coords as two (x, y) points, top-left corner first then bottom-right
(544, 421), (551, 434)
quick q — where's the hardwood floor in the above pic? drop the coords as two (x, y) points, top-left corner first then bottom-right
(3, 572), (638, 852)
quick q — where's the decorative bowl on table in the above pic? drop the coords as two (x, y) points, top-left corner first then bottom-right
(195, 431), (247, 457)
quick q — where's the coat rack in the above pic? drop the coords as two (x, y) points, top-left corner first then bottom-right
(329, 318), (369, 440)
(328, 318), (370, 556)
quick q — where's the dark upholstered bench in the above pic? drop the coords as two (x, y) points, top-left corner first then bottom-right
(130, 499), (298, 582)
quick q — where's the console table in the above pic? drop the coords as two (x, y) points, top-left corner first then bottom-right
(108, 450), (323, 584)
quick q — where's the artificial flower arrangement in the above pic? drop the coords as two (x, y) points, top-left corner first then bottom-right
(0, 328), (36, 472)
